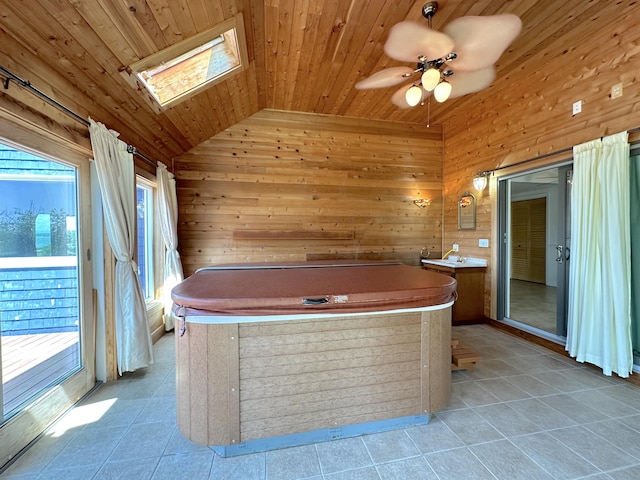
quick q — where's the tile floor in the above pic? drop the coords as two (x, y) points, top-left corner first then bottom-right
(509, 279), (557, 334)
(3, 324), (640, 479)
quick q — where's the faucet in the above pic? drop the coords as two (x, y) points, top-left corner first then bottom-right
(442, 248), (456, 260)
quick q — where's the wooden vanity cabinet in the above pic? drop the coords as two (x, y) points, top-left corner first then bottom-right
(423, 264), (486, 325)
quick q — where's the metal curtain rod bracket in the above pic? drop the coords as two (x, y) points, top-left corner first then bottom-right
(126, 145), (158, 168)
(1, 64), (90, 127)
(0, 64), (157, 169)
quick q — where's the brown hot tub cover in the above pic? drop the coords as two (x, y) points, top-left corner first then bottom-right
(171, 261), (457, 317)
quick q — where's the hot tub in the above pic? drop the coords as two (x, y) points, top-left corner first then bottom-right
(171, 261), (455, 456)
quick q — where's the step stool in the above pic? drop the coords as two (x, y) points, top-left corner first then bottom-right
(451, 337), (480, 371)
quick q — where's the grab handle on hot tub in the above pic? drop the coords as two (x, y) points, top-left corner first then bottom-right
(303, 297), (329, 305)
(175, 306), (187, 336)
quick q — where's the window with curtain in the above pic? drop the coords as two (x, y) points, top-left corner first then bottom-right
(136, 178), (155, 301)
(566, 132), (632, 377)
(135, 174), (166, 340)
(89, 118), (154, 374)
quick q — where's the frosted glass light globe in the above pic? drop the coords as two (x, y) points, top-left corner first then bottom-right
(434, 81), (452, 102)
(421, 68), (440, 91)
(405, 85), (423, 106)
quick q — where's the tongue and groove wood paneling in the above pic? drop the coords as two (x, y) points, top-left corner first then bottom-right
(439, 0), (640, 319)
(174, 110), (443, 273)
(237, 313), (423, 440)
(175, 307), (452, 446)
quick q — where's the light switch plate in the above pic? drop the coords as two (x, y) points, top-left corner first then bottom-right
(611, 83), (623, 99)
(479, 239), (489, 248)
(572, 100), (582, 115)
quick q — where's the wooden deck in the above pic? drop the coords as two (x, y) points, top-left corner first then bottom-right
(2, 332), (80, 415)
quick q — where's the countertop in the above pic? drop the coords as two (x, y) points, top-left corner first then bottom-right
(422, 256), (487, 269)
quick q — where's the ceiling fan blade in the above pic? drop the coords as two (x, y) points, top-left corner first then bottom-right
(390, 84), (428, 109)
(384, 21), (455, 63)
(444, 14), (522, 72)
(448, 67), (496, 99)
(355, 66), (416, 90)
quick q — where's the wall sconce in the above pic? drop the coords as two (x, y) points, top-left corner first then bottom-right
(473, 171), (491, 191)
(413, 198), (431, 208)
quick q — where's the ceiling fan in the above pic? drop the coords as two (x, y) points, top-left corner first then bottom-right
(355, 1), (522, 108)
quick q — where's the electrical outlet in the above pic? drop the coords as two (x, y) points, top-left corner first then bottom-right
(572, 100), (582, 115)
(611, 83), (623, 99)
(452, 243), (459, 252)
(479, 239), (489, 248)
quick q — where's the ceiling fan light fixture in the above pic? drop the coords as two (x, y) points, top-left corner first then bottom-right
(433, 80), (452, 102)
(358, 2), (521, 110)
(405, 85), (423, 106)
(421, 68), (441, 91)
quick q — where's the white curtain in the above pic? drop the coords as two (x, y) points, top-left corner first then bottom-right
(566, 131), (632, 377)
(157, 162), (183, 331)
(89, 119), (154, 374)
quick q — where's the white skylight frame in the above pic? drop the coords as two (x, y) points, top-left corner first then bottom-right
(124, 14), (248, 111)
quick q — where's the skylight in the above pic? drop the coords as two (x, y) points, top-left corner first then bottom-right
(125, 14), (248, 110)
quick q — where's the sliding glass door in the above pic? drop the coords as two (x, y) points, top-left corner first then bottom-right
(0, 140), (94, 467)
(631, 149), (640, 365)
(497, 163), (572, 340)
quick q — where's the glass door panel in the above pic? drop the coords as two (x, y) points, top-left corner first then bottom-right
(0, 139), (93, 470)
(498, 163), (572, 339)
(0, 143), (81, 417)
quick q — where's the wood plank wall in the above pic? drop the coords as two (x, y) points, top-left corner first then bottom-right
(174, 109), (443, 275)
(238, 313), (423, 440)
(438, 1), (640, 318)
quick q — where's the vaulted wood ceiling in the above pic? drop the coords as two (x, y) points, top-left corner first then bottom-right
(0, 0), (621, 163)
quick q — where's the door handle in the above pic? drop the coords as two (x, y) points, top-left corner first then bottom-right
(556, 245), (563, 263)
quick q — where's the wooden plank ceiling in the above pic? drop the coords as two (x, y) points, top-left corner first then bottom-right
(0, 0), (613, 161)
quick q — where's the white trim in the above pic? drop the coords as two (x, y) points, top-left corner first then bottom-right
(0, 174), (75, 182)
(0, 256), (77, 269)
(182, 301), (455, 324)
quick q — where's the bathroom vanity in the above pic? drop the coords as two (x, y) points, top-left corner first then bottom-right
(422, 257), (487, 325)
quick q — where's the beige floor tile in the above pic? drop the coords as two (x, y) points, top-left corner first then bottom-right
(4, 327), (640, 480)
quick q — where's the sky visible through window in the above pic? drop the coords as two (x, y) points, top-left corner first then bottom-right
(0, 144), (76, 258)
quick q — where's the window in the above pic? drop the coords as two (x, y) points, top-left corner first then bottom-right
(136, 179), (154, 301)
(124, 14), (248, 110)
(135, 175), (166, 337)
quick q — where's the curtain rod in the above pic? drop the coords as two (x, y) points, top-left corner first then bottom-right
(0, 64), (158, 169)
(486, 126), (640, 175)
